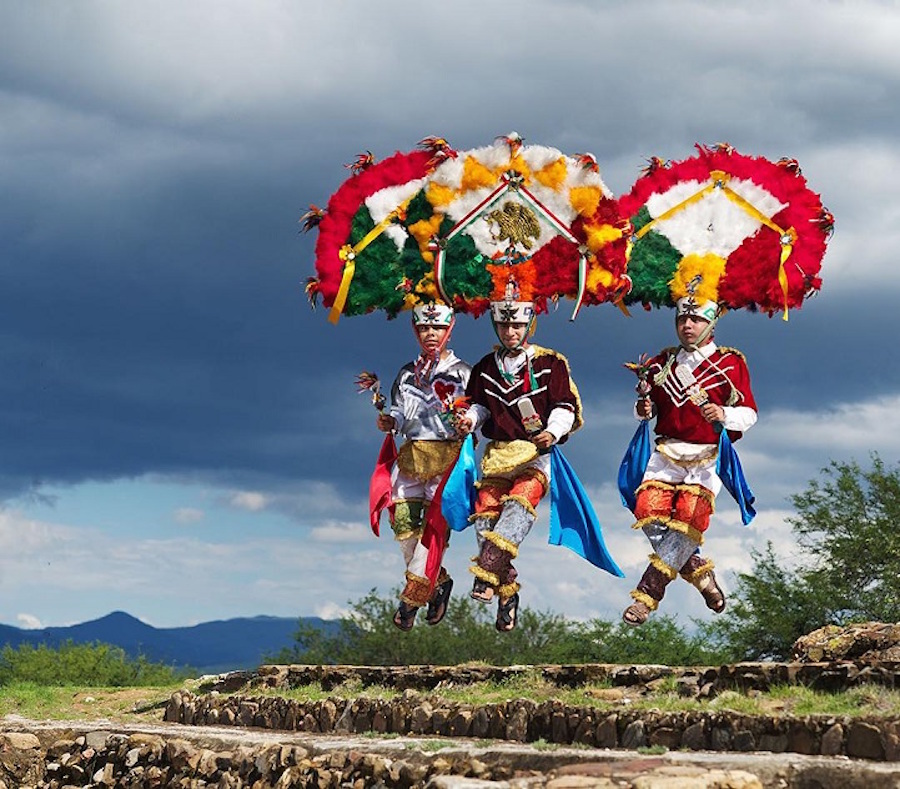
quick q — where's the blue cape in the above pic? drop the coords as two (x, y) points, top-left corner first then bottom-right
(441, 437), (623, 577)
(717, 430), (756, 525)
(442, 434), (478, 532)
(617, 420), (653, 513)
(548, 446), (624, 577)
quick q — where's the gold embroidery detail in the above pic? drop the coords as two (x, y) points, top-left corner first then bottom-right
(482, 440), (539, 476)
(486, 201), (541, 250)
(649, 552), (679, 580)
(629, 589), (659, 611)
(681, 559), (715, 584)
(397, 439), (462, 482)
(469, 564), (500, 587)
(400, 571), (433, 607)
(661, 518), (705, 546)
(501, 493), (538, 518)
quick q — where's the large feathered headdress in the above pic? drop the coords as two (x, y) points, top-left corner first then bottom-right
(618, 144), (833, 319)
(304, 139), (458, 323)
(305, 134), (631, 322)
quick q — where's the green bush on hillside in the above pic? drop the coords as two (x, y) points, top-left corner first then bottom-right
(0, 641), (190, 686)
(273, 588), (726, 667)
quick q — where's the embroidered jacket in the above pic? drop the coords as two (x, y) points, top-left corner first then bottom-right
(646, 343), (757, 445)
(466, 345), (581, 444)
(389, 351), (471, 441)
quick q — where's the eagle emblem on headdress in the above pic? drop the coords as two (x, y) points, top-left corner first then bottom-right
(486, 202), (541, 251)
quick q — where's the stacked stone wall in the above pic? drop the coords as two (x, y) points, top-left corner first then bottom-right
(165, 687), (899, 762)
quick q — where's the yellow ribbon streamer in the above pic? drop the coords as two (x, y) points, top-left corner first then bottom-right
(777, 228), (797, 322)
(634, 170), (794, 319)
(328, 198), (414, 324)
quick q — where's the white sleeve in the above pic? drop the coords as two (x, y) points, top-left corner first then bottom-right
(546, 406), (576, 443)
(464, 403), (490, 431)
(722, 405), (757, 432)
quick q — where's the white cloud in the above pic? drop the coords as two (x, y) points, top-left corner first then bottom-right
(228, 491), (269, 512)
(310, 521), (373, 544)
(315, 601), (350, 620)
(16, 613), (42, 630)
(756, 394), (900, 459)
(173, 507), (205, 525)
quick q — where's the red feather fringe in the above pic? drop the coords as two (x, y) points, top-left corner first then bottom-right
(618, 146), (831, 314)
(314, 149), (433, 307)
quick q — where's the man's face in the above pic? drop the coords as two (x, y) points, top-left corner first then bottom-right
(415, 324), (449, 355)
(676, 313), (712, 348)
(497, 321), (529, 349)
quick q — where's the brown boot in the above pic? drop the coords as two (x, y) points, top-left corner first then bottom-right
(622, 556), (677, 626)
(680, 554), (726, 613)
(470, 533), (515, 602)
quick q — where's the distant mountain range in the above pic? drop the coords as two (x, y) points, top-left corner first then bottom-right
(0, 611), (330, 675)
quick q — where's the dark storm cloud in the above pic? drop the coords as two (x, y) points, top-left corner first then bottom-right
(0, 0), (896, 509)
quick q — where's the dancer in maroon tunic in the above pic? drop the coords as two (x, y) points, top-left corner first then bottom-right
(458, 282), (582, 632)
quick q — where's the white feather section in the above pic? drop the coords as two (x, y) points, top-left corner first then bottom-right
(428, 155), (466, 190)
(363, 177), (428, 251)
(648, 178), (787, 257)
(423, 141), (613, 257)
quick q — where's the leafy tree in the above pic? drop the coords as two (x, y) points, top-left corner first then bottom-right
(272, 587), (723, 667)
(568, 616), (726, 666)
(702, 456), (900, 660)
(0, 641), (189, 686)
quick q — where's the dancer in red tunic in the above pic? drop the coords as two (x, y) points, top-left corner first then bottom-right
(622, 295), (757, 625)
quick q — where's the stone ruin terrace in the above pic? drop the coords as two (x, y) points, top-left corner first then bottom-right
(4, 623), (900, 787)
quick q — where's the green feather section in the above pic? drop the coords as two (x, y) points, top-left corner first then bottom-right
(441, 221), (492, 300)
(343, 206), (408, 317)
(404, 188), (433, 226)
(630, 205), (653, 234)
(625, 230), (681, 307)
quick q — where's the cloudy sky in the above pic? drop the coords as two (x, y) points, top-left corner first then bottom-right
(1, 0), (898, 633)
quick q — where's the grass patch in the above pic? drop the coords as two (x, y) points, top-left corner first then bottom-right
(248, 676), (900, 719)
(6, 676), (900, 725)
(0, 682), (179, 722)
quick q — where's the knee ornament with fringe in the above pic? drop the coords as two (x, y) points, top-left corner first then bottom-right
(391, 499), (425, 543)
(673, 486), (715, 535)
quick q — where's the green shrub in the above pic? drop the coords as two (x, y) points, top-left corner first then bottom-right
(0, 641), (190, 687)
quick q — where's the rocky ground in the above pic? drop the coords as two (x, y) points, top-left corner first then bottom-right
(3, 715), (900, 788)
(3, 623), (900, 787)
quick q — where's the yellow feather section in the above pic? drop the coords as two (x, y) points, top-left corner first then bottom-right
(506, 153), (532, 185)
(461, 156), (500, 191)
(426, 182), (457, 208)
(671, 252), (726, 301)
(408, 215), (442, 258)
(534, 157), (568, 191)
(408, 274), (440, 306)
(569, 185), (601, 218)
(586, 266), (614, 290)
(585, 222), (623, 252)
